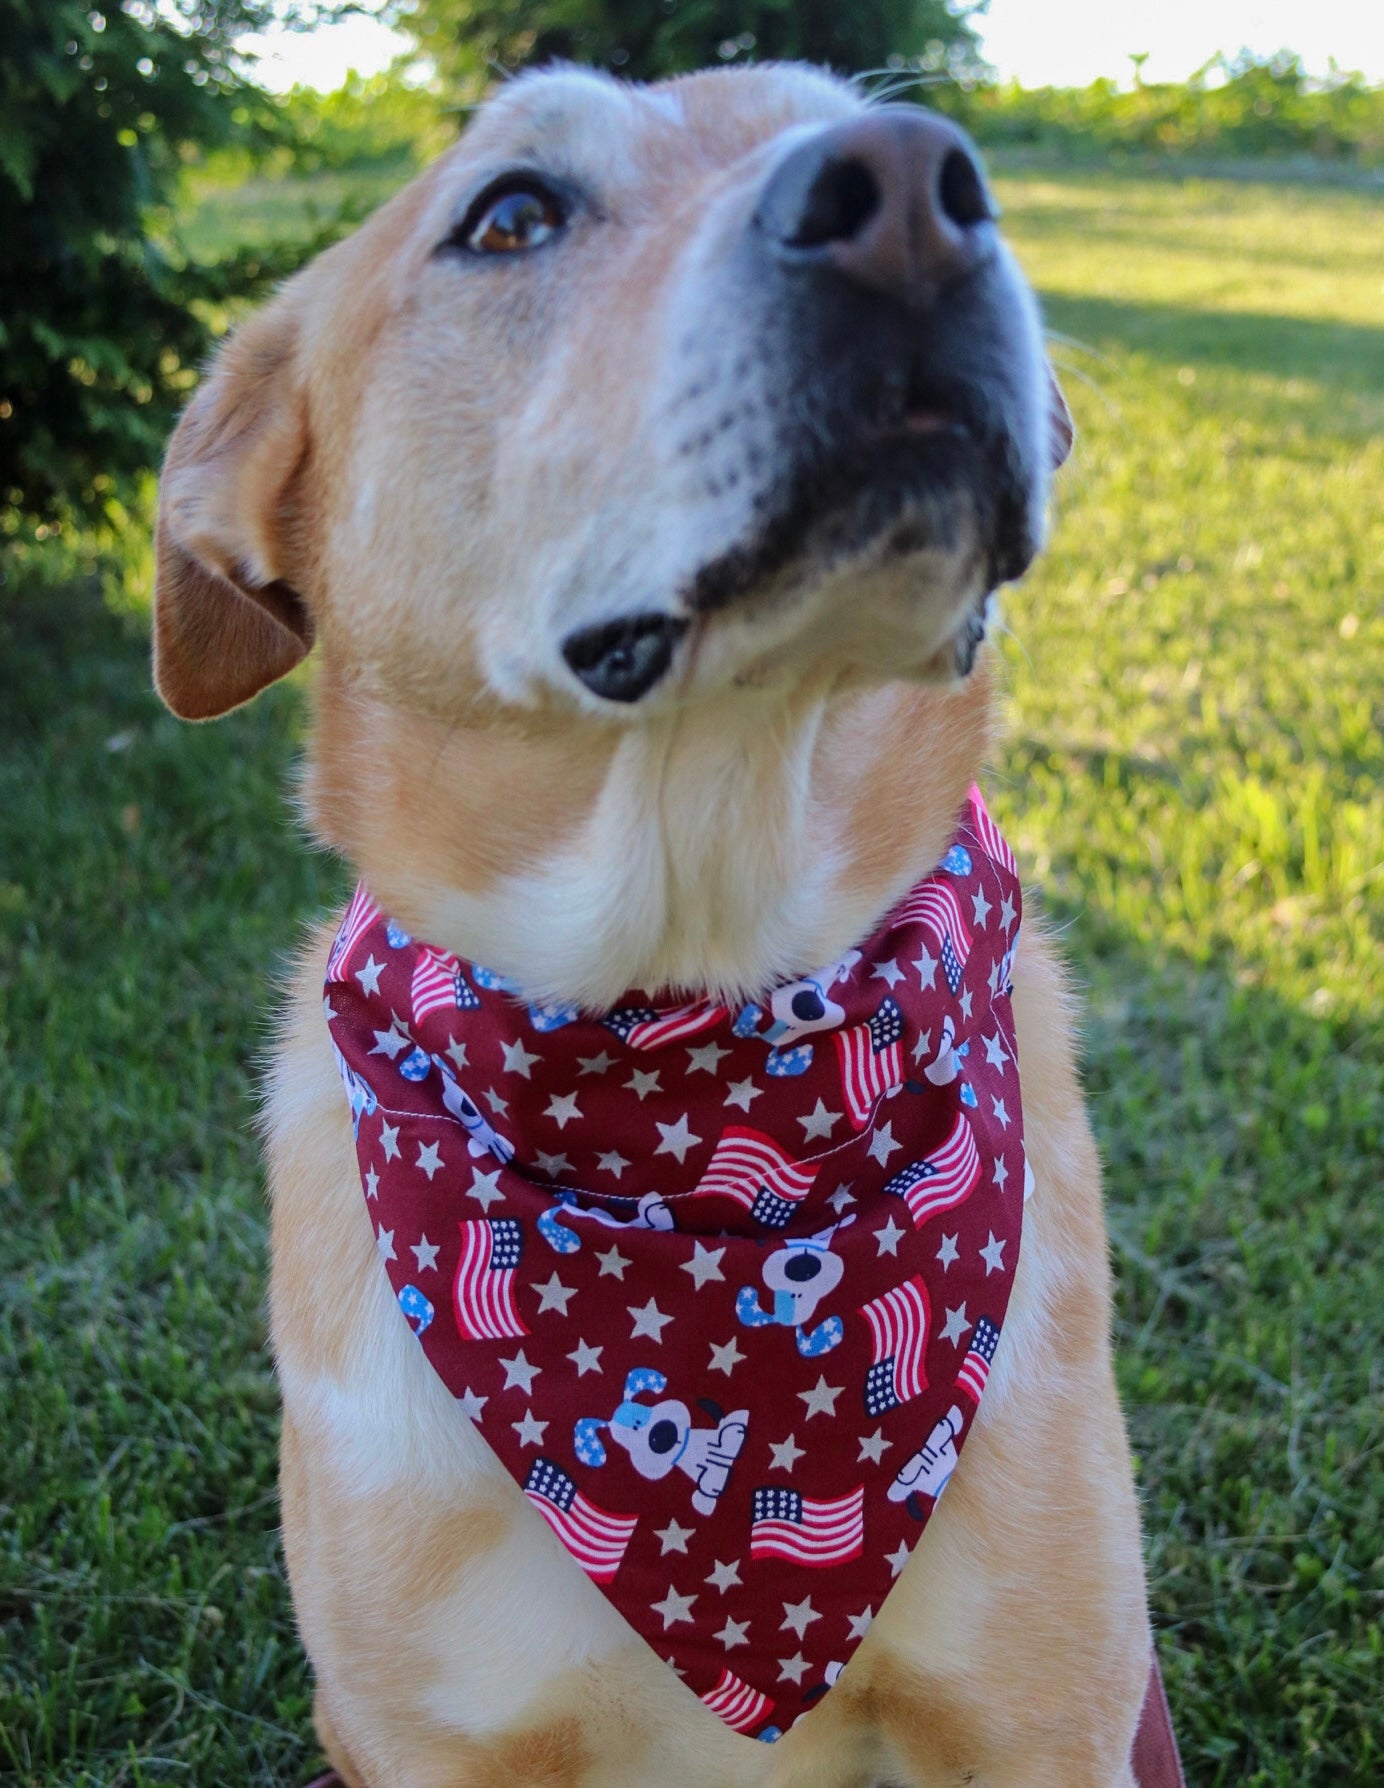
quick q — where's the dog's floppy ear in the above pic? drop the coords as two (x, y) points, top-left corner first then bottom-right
(153, 296), (314, 721)
(1047, 367), (1074, 470)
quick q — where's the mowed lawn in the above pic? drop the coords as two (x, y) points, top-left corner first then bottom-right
(1, 165), (1380, 1786)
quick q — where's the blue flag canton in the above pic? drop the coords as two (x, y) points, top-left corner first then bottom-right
(526, 1456), (577, 1509)
(969, 1316), (1001, 1365)
(603, 1006), (660, 1044)
(750, 1188), (797, 1228)
(752, 1486), (804, 1523)
(870, 999), (904, 1054)
(489, 1217), (524, 1269)
(864, 1359), (903, 1418)
(940, 935), (964, 996)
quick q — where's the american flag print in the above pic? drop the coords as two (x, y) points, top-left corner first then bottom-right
(968, 783), (1018, 879)
(751, 1484), (865, 1566)
(327, 883), (381, 980)
(603, 999), (726, 1050)
(861, 1277), (931, 1416)
(524, 1457), (638, 1582)
(884, 1113), (981, 1228)
(322, 793), (1029, 1741)
(694, 1127), (817, 1226)
(452, 1218), (528, 1341)
(410, 945), (480, 1023)
(957, 1315), (1002, 1403)
(834, 998), (905, 1130)
(893, 880), (973, 994)
(700, 1668), (775, 1734)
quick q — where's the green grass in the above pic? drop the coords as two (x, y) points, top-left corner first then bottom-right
(2, 166), (1381, 1785)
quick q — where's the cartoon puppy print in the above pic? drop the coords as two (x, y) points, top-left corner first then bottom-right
(731, 951), (863, 1076)
(428, 1055), (516, 1164)
(887, 1404), (965, 1518)
(575, 1367), (748, 1517)
(736, 1219), (853, 1357)
(537, 1189), (675, 1255)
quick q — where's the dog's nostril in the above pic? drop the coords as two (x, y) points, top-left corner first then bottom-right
(785, 155), (881, 249)
(561, 613), (687, 704)
(784, 1254), (822, 1283)
(648, 1419), (680, 1455)
(938, 147), (993, 228)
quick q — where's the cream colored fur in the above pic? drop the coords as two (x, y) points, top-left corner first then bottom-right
(154, 62), (1149, 1788)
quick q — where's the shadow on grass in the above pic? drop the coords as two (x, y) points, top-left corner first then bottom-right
(1, 582), (1380, 1786)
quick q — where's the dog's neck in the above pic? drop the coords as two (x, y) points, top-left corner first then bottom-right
(304, 659), (993, 1009)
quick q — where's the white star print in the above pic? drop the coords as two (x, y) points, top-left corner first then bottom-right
(533, 1272), (577, 1315)
(867, 1121), (903, 1166)
(379, 1122), (400, 1162)
(874, 1216), (905, 1257)
(597, 1245), (630, 1279)
(577, 1050), (616, 1076)
(596, 1149), (630, 1178)
(971, 887), (992, 928)
(799, 1376), (843, 1420)
(512, 1410), (547, 1447)
(847, 1606), (874, 1640)
(781, 1597), (821, 1637)
(993, 1154), (1010, 1191)
(913, 947), (939, 989)
(656, 1518), (694, 1555)
(457, 1387), (486, 1422)
(992, 1096), (1011, 1129)
(999, 892), (1017, 931)
(628, 1298), (673, 1343)
(364, 1164), (380, 1200)
(857, 1429), (891, 1464)
(322, 996), (336, 1022)
(651, 1587), (696, 1628)
(871, 957), (906, 987)
(940, 1303), (973, 1346)
(468, 1168), (504, 1211)
(445, 1036), (468, 1071)
(716, 1617), (750, 1649)
(988, 956), (1003, 997)
(769, 1433), (806, 1471)
(982, 1031), (1008, 1068)
(501, 1037), (540, 1079)
(980, 1232), (1007, 1275)
(709, 1337), (745, 1374)
(911, 1027), (934, 1064)
(681, 1242), (725, 1289)
(544, 1091), (582, 1129)
(356, 954), (384, 996)
(410, 1234), (439, 1272)
(370, 1023), (410, 1060)
(959, 987), (974, 1020)
(626, 1068), (661, 1100)
(687, 1040), (731, 1075)
(937, 1233), (959, 1270)
(499, 1349), (540, 1394)
(723, 1077), (762, 1112)
(798, 1098), (842, 1142)
(484, 1086), (510, 1117)
(887, 1539), (911, 1578)
(567, 1338), (603, 1376)
(827, 1183), (856, 1215)
(534, 1150), (572, 1178)
(778, 1653), (809, 1685)
(416, 1141), (443, 1180)
(654, 1114), (702, 1163)
(375, 1226), (396, 1262)
(706, 1559), (742, 1592)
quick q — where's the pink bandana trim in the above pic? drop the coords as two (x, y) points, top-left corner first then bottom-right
(324, 785), (1027, 1739)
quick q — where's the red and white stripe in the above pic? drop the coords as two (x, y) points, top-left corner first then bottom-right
(834, 1021), (904, 1132)
(860, 1277), (930, 1404)
(526, 1485), (637, 1584)
(694, 1127), (816, 1211)
(624, 1000), (726, 1050)
(699, 1668), (775, 1734)
(968, 782), (1018, 877)
(896, 1114), (980, 1228)
(452, 1220), (527, 1341)
(893, 879), (973, 961)
(751, 1485), (865, 1567)
(411, 945), (462, 1022)
(327, 882), (381, 981)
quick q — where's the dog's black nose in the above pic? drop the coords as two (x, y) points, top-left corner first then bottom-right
(561, 613), (687, 703)
(754, 109), (994, 310)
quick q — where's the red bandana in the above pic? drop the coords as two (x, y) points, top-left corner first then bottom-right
(324, 785), (1027, 1740)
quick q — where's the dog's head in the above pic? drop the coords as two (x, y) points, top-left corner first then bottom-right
(154, 64), (1068, 995)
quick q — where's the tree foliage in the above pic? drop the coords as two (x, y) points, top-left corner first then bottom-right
(407, 0), (988, 91)
(0, 0), (344, 525)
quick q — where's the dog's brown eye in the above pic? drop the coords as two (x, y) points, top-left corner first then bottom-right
(464, 184), (566, 255)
